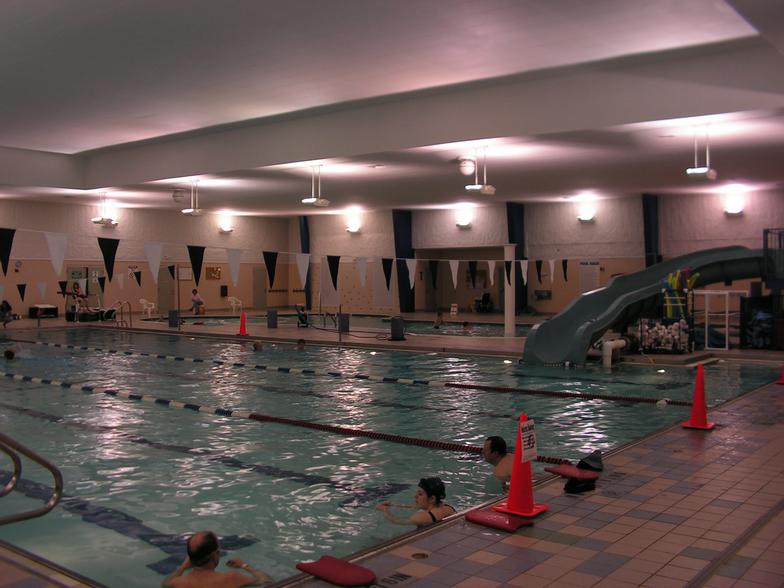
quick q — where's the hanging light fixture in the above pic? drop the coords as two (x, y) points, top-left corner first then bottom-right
(90, 193), (118, 227)
(181, 181), (203, 215)
(301, 166), (330, 207)
(465, 147), (496, 195)
(686, 127), (717, 181)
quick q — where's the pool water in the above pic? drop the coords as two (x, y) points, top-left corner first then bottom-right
(0, 329), (776, 586)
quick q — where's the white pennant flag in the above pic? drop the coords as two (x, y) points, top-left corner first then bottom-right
(487, 260), (496, 286)
(44, 232), (67, 276)
(519, 260), (529, 286)
(296, 253), (310, 288)
(448, 260), (459, 290)
(116, 272), (125, 289)
(355, 257), (367, 288)
(37, 282), (47, 300)
(77, 278), (87, 293)
(405, 258), (417, 290)
(549, 259), (556, 284)
(144, 242), (163, 284)
(227, 249), (242, 287)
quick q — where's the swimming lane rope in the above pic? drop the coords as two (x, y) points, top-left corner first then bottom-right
(1, 370), (570, 464)
(7, 337), (690, 406)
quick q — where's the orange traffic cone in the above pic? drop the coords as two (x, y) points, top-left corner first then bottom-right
(492, 413), (549, 518)
(682, 364), (714, 430)
(775, 366), (784, 385)
(237, 311), (248, 336)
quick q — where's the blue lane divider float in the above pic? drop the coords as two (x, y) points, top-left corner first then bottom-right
(10, 337), (688, 406)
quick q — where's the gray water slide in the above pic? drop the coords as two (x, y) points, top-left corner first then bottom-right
(522, 246), (766, 366)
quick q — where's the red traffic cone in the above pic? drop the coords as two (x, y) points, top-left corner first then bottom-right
(492, 413), (548, 518)
(682, 364), (714, 430)
(237, 311), (248, 336)
(775, 366), (784, 385)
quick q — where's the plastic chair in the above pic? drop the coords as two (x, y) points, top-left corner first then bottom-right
(139, 298), (156, 319)
(227, 296), (243, 314)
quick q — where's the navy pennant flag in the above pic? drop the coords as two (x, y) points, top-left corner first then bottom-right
(167, 265), (176, 280)
(326, 255), (341, 291)
(187, 245), (206, 286)
(133, 271), (142, 286)
(97, 237), (120, 282)
(263, 251), (279, 288)
(16, 283), (26, 301)
(535, 260), (543, 284)
(58, 280), (69, 298)
(504, 261), (512, 286)
(0, 228), (16, 276)
(562, 259), (569, 282)
(381, 258), (394, 290)
(97, 276), (106, 292)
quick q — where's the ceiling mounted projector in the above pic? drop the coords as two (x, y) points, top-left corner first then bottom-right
(91, 216), (118, 227)
(465, 183), (496, 195)
(686, 166), (717, 181)
(302, 166), (330, 207)
(465, 147), (496, 196)
(312, 198), (331, 207)
(182, 183), (204, 215)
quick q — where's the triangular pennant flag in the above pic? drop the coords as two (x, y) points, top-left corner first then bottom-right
(520, 259), (529, 286)
(487, 260), (495, 286)
(405, 258), (417, 291)
(0, 285), (3, 302)
(144, 242), (163, 284)
(58, 280), (68, 298)
(44, 232), (67, 276)
(468, 261), (478, 288)
(504, 261), (512, 286)
(428, 260), (439, 290)
(562, 259), (569, 282)
(116, 272), (125, 289)
(296, 253), (310, 288)
(97, 276), (106, 293)
(227, 249), (242, 287)
(16, 283), (26, 301)
(382, 258), (394, 290)
(449, 260), (459, 290)
(536, 260), (543, 284)
(263, 251), (279, 288)
(167, 265), (176, 280)
(326, 255), (341, 291)
(0, 228), (16, 276)
(37, 282), (47, 300)
(549, 259), (556, 284)
(78, 278), (87, 293)
(355, 257), (367, 288)
(187, 245), (205, 286)
(133, 271), (142, 287)
(97, 237), (119, 282)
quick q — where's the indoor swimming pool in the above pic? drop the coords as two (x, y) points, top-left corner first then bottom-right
(0, 328), (777, 586)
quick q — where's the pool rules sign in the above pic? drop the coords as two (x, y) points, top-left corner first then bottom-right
(519, 419), (537, 463)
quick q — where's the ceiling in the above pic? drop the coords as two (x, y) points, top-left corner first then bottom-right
(1, 0), (783, 217)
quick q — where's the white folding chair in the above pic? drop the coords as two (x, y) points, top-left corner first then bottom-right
(139, 298), (156, 318)
(227, 296), (243, 314)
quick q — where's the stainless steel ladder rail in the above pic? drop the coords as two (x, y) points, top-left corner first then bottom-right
(111, 300), (132, 328)
(0, 431), (63, 526)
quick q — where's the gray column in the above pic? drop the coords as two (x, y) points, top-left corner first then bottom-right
(505, 244), (515, 337)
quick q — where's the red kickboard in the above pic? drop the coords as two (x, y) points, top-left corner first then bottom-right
(465, 509), (535, 532)
(544, 465), (600, 480)
(296, 555), (376, 587)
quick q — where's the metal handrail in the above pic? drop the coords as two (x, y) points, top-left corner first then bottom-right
(0, 431), (63, 526)
(0, 444), (22, 498)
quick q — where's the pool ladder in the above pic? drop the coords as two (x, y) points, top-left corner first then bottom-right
(0, 431), (63, 526)
(111, 300), (132, 328)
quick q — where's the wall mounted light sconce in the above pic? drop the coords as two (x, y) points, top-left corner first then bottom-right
(456, 219), (472, 229)
(722, 184), (747, 216)
(218, 224), (234, 234)
(454, 202), (474, 228)
(91, 193), (118, 227)
(577, 204), (596, 222)
(345, 206), (362, 233)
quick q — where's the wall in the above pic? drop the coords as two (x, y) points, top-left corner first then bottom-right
(659, 189), (784, 258)
(412, 205), (508, 249)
